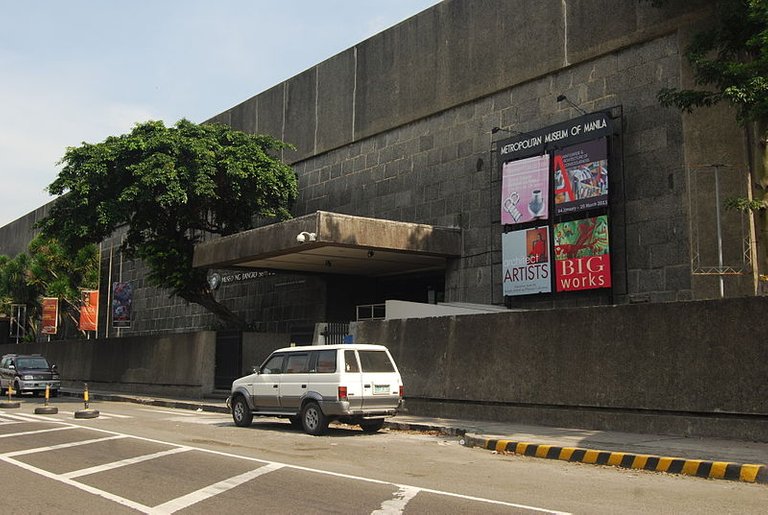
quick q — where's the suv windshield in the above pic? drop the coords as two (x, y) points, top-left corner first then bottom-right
(16, 357), (50, 369)
(357, 351), (395, 373)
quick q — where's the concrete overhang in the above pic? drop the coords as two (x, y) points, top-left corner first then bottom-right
(192, 211), (462, 277)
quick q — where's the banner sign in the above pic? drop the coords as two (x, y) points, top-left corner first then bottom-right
(553, 138), (608, 215)
(497, 111), (613, 160)
(41, 297), (58, 335)
(502, 226), (551, 296)
(112, 282), (132, 328)
(79, 290), (99, 332)
(554, 215), (611, 292)
(501, 154), (550, 225)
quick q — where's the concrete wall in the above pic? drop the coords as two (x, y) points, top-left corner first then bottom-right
(0, 331), (217, 398)
(356, 296), (768, 440)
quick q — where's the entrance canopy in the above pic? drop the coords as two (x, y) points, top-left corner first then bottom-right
(192, 211), (462, 276)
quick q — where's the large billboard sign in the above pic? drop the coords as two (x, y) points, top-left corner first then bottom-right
(502, 226), (551, 296)
(553, 138), (608, 215)
(553, 215), (611, 292)
(501, 154), (549, 225)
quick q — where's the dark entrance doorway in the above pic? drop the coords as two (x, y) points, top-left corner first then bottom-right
(214, 330), (242, 390)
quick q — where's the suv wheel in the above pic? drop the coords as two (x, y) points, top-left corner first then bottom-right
(301, 401), (329, 436)
(360, 419), (385, 433)
(13, 381), (22, 397)
(231, 395), (253, 427)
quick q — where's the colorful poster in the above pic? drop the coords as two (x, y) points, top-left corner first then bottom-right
(112, 282), (132, 328)
(502, 226), (551, 296)
(41, 297), (58, 335)
(554, 215), (611, 292)
(553, 138), (608, 215)
(79, 290), (99, 332)
(501, 154), (550, 225)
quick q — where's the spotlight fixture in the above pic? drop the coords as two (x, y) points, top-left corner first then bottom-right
(491, 126), (524, 135)
(556, 94), (587, 115)
(296, 231), (317, 243)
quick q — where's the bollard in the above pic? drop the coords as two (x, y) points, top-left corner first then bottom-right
(34, 384), (58, 415)
(0, 383), (20, 409)
(74, 382), (99, 419)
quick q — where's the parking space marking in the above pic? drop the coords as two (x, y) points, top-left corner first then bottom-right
(150, 462), (284, 514)
(0, 425), (76, 439)
(372, 485), (420, 514)
(3, 435), (126, 458)
(63, 446), (192, 479)
(137, 408), (196, 415)
(0, 416), (570, 514)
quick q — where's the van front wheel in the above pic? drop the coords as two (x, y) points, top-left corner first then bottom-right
(301, 401), (329, 436)
(231, 395), (253, 427)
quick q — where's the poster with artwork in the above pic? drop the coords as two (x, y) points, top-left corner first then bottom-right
(79, 290), (99, 332)
(41, 297), (58, 335)
(502, 226), (551, 296)
(553, 215), (611, 292)
(501, 154), (550, 225)
(112, 282), (133, 328)
(553, 138), (608, 215)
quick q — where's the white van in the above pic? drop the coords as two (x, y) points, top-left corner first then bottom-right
(229, 344), (403, 435)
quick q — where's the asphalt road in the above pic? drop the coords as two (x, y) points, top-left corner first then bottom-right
(0, 396), (765, 514)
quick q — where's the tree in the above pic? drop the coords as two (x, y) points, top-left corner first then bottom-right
(26, 234), (99, 336)
(647, 0), (768, 273)
(38, 119), (298, 328)
(0, 235), (99, 339)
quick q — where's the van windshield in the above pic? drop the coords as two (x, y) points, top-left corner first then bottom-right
(357, 351), (395, 373)
(16, 357), (49, 369)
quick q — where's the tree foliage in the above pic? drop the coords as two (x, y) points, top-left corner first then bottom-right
(650, 0), (768, 124)
(0, 235), (98, 339)
(38, 119), (298, 327)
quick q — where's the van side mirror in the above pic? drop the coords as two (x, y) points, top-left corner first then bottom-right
(51, 364), (58, 371)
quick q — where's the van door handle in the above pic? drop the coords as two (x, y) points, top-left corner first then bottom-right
(301, 384), (306, 388)
(273, 385), (278, 388)
(364, 384), (371, 388)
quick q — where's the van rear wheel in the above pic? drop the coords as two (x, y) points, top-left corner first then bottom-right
(301, 401), (329, 436)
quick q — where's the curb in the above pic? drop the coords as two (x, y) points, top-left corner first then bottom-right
(461, 434), (768, 484)
(59, 390), (230, 415)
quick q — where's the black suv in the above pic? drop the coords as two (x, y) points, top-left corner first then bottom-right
(0, 354), (60, 397)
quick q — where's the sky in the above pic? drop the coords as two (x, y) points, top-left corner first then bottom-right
(0, 0), (442, 227)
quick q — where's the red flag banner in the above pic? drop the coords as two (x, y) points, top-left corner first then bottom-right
(79, 290), (99, 332)
(41, 297), (59, 335)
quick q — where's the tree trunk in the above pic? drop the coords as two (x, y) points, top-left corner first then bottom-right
(180, 290), (248, 330)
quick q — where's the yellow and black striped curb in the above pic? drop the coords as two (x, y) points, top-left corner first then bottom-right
(461, 434), (768, 484)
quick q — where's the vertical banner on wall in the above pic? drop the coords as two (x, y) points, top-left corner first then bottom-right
(41, 297), (58, 335)
(79, 290), (99, 332)
(553, 138), (609, 215)
(502, 226), (551, 296)
(112, 282), (132, 328)
(554, 215), (611, 292)
(501, 154), (550, 225)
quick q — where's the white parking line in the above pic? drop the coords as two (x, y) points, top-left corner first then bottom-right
(63, 447), (192, 479)
(3, 435), (126, 457)
(149, 463), (284, 514)
(0, 425), (76, 439)
(372, 486), (420, 514)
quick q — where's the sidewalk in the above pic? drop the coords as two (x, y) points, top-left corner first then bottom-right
(60, 389), (768, 484)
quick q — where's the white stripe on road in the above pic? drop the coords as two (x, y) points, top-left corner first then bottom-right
(149, 463), (284, 514)
(0, 425), (76, 438)
(2, 435), (126, 457)
(372, 486), (420, 514)
(63, 446), (192, 479)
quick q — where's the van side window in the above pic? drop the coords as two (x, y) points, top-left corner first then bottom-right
(260, 355), (284, 374)
(285, 354), (309, 374)
(358, 351), (395, 372)
(344, 350), (359, 372)
(315, 350), (337, 373)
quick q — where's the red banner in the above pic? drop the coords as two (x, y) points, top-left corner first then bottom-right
(41, 297), (58, 335)
(79, 290), (99, 332)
